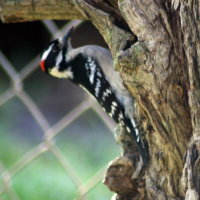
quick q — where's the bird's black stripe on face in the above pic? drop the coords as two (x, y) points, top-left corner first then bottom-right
(58, 43), (71, 72)
(41, 40), (61, 73)
(58, 46), (72, 73)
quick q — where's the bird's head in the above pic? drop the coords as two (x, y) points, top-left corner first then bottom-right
(40, 27), (74, 79)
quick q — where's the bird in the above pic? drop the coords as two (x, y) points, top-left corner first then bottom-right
(40, 27), (148, 164)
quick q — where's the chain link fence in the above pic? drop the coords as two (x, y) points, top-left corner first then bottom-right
(0, 20), (119, 200)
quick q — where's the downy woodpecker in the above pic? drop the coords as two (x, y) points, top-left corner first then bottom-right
(40, 28), (148, 164)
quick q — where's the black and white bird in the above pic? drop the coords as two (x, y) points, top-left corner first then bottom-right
(40, 27), (148, 164)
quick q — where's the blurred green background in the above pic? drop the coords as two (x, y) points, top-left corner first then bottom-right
(0, 21), (120, 200)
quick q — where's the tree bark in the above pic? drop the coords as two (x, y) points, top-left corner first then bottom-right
(1, 0), (200, 199)
(0, 0), (85, 22)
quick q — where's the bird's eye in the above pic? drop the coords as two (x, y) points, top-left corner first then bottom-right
(52, 44), (61, 52)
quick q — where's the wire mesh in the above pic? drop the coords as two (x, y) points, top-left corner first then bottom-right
(0, 20), (118, 200)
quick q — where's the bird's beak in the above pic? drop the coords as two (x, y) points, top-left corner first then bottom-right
(62, 27), (74, 46)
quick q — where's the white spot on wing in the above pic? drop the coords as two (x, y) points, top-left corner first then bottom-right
(102, 88), (112, 101)
(86, 57), (96, 84)
(97, 71), (102, 77)
(110, 103), (117, 116)
(135, 128), (139, 136)
(89, 64), (96, 83)
(119, 113), (123, 120)
(131, 118), (139, 136)
(95, 79), (101, 97)
(126, 127), (131, 133)
(120, 121), (124, 126)
(112, 101), (117, 106)
(109, 112), (113, 117)
(131, 118), (136, 127)
(87, 57), (92, 62)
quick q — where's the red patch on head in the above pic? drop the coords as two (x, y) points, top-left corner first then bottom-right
(40, 60), (45, 72)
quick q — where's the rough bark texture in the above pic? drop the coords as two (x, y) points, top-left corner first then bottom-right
(1, 0), (200, 199)
(0, 0), (85, 22)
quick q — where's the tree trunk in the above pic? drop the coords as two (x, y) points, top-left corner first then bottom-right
(1, 0), (200, 199)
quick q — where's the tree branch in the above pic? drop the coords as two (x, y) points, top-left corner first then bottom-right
(0, 0), (86, 23)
